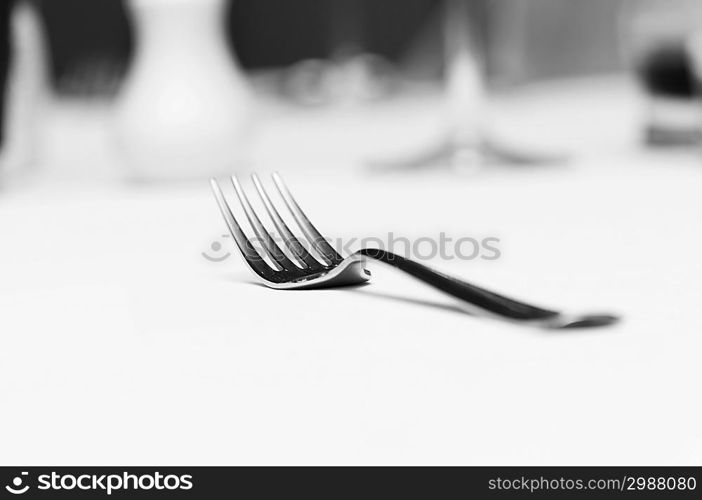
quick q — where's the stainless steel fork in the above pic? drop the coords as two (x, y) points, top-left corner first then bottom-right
(210, 173), (619, 329)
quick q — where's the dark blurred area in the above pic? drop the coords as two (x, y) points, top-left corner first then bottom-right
(5, 0), (702, 177)
(636, 41), (698, 99)
(229, 0), (438, 67)
(33, 0), (630, 96)
(36, 0), (133, 94)
(36, 0), (439, 94)
(0, 0), (14, 143)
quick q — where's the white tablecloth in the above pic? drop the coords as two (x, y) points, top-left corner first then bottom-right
(1, 77), (701, 465)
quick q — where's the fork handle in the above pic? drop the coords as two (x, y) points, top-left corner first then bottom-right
(357, 249), (616, 328)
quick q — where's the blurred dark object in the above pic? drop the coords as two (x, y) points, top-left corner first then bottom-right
(36, 0), (132, 97)
(622, 0), (702, 147)
(228, 0), (436, 69)
(635, 39), (702, 146)
(636, 40), (698, 98)
(1, 0), (15, 146)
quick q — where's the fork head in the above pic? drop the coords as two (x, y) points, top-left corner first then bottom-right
(210, 173), (370, 289)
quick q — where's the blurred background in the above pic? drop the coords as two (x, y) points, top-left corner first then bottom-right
(35, 0), (626, 88)
(4, 0), (702, 183)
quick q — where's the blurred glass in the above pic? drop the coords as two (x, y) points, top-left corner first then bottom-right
(276, 0), (400, 107)
(0, 0), (47, 180)
(369, 0), (567, 172)
(443, 0), (487, 168)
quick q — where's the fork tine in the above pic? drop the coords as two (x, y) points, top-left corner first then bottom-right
(209, 179), (278, 277)
(272, 172), (344, 265)
(251, 174), (325, 270)
(230, 175), (299, 272)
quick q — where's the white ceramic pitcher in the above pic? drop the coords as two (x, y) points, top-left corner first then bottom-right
(115, 0), (252, 181)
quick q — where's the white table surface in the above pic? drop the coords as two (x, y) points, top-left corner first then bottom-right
(1, 77), (701, 465)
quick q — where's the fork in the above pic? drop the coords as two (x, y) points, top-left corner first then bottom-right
(210, 173), (619, 329)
